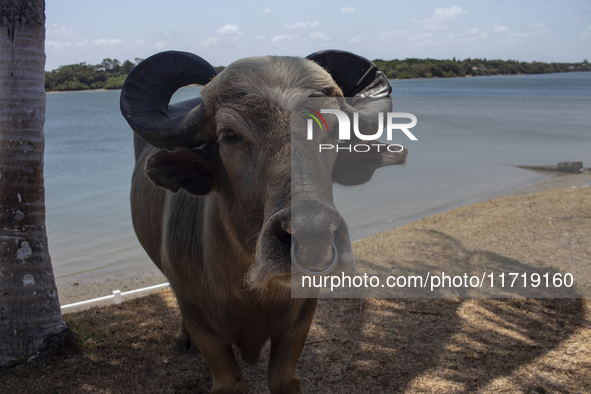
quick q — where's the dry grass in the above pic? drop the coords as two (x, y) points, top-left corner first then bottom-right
(1, 187), (590, 393)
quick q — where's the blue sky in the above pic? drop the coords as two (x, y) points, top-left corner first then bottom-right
(45, 0), (591, 70)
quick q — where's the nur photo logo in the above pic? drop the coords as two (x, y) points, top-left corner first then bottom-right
(304, 108), (418, 153)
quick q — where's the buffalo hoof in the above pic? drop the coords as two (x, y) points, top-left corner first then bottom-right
(211, 378), (245, 394)
(211, 388), (244, 394)
(269, 375), (302, 394)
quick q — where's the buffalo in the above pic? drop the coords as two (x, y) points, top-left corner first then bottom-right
(120, 50), (407, 394)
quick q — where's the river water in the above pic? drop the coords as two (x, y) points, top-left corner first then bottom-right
(44, 72), (591, 286)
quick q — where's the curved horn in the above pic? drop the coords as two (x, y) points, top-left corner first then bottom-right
(306, 50), (392, 136)
(306, 49), (391, 97)
(120, 51), (217, 150)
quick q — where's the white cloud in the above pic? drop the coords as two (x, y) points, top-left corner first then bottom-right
(272, 34), (297, 43)
(255, 34), (266, 40)
(286, 21), (321, 29)
(216, 24), (243, 36)
(378, 31), (391, 38)
(375, 29), (444, 43)
(309, 32), (330, 40)
(432, 6), (467, 21)
(531, 23), (551, 33)
(414, 6), (467, 30)
(44, 25), (182, 70)
(493, 23), (509, 33)
(459, 28), (490, 42)
(585, 25), (591, 31)
(508, 30), (527, 39)
(260, 8), (271, 14)
(202, 36), (220, 47)
(201, 24), (243, 47)
(350, 33), (368, 43)
(341, 7), (355, 14)
(465, 32), (489, 42)
(45, 40), (72, 50)
(415, 33), (432, 40)
(45, 24), (86, 50)
(92, 38), (123, 46)
(46, 24), (85, 41)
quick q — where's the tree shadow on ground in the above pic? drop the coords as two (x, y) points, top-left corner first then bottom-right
(2, 228), (589, 394)
(307, 229), (588, 393)
(308, 297), (586, 394)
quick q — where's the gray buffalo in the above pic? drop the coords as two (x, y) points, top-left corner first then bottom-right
(120, 50), (407, 394)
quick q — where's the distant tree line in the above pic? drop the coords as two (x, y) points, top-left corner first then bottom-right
(45, 58), (141, 91)
(372, 57), (590, 79)
(45, 57), (590, 91)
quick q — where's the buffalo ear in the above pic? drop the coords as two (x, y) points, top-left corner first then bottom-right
(145, 148), (215, 195)
(332, 143), (408, 186)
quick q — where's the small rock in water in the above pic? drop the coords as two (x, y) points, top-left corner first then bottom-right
(557, 162), (583, 173)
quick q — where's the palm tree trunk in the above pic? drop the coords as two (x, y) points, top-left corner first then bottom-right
(0, 0), (71, 367)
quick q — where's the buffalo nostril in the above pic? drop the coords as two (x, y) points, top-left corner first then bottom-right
(329, 222), (338, 234)
(281, 218), (292, 235)
(273, 216), (291, 247)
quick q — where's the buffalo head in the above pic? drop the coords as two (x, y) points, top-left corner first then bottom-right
(120, 50), (407, 291)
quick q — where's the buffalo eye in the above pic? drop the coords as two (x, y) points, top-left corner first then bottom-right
(220, 130), (243, 144)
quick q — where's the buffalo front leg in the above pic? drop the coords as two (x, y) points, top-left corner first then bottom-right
(267, 299), (317, 394)
(183, 320), (244, 394)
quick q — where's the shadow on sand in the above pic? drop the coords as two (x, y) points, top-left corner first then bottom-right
(2, 230), (589, 393)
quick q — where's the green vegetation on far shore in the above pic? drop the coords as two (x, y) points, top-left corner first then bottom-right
(373, 57), (590, 79)
(45, 57), (590, 92)
(45, 58), (138, 91)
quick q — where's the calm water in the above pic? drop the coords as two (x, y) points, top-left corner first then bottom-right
(44, 72), (591, 286)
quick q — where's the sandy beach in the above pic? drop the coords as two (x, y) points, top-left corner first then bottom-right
(56, 171), (591, 305)
(511, 171), (591, 195)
